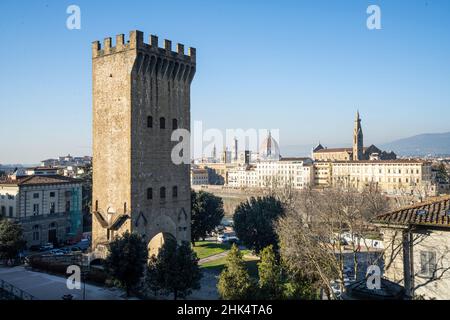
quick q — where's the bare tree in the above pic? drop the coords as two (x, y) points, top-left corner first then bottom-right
(276, 186), (390, 299)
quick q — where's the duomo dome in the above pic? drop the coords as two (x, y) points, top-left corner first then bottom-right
(259, 131), (280, 161)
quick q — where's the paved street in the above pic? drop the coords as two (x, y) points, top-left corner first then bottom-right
(0, 266), (126, 300)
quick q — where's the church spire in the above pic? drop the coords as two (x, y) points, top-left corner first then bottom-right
(353, 110), (364, 161)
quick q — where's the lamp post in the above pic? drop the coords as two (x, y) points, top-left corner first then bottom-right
(80, 253), (91, 300)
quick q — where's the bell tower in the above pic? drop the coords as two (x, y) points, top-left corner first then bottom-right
(353, 110), (364, 161)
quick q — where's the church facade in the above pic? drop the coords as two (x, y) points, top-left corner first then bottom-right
(313, 112), (397, 162)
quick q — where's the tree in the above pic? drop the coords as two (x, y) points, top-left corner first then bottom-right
(147, 239), (202, 300)
(436, 163), (449, 183)
(258, 245), (284, 300)
(0, 219), (26, 261)
(283, 271), (319, 300)
(276, 186), (389, 299)
(105, 231), (148, 296)
(217, 244), (255, 300)
(233, 196), (284, 253)
(191, 190), (224, 245)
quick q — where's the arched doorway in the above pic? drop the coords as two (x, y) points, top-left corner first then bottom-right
(148, 232), (176, 258)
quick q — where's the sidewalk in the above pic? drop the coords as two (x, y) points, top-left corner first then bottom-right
(0, 266), (126, 300)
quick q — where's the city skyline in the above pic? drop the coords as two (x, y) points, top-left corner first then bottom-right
(1, 0), (450, 163)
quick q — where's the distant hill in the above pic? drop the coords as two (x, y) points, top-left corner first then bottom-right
(380, 132), (450, 157)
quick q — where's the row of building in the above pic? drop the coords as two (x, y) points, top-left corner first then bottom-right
(193, 158), (436, 196)
(192, 112), (440, 197)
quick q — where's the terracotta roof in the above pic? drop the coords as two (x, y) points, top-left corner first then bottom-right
(0, 175), (81, 186)
(280, 157), (312, 162)
(26, 166), (58, 171)
(333, 159), (427, 164)
(374, 196), (450, 228)
(314, 147), (353, 153)
(191, 169), (208, 174)
(314, 147), (375, 154)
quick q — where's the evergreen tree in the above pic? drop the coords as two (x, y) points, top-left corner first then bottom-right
(105, 231), (148, 296)
(217, 244), (255, 300)
(436, 163), (449, 183)
(258, 245), (284, 299)
(233, 196), (284, 253)
(283, 272), (319, 300)
(0, 219), (26, 261)
(147, 240), (202, 300)
(191, 190), (224, 245)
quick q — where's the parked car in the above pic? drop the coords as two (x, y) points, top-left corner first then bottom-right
(78, 238), (90, 247)
(217, 234), (239, 244)
(60, 248), (71, 254)
(49, 249), (64, 256)
(70, 246), (82, 253)
(39, 243), (54, 251)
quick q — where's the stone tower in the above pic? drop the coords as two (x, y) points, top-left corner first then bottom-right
(233, 137), (238, 162)
(91, 31), (196, 255)
(353, 110), (364, 161)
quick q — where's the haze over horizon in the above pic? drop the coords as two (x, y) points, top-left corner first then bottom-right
(1, 0), (450, 163)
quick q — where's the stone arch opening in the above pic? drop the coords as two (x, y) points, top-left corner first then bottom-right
(148, 232), (176, 258)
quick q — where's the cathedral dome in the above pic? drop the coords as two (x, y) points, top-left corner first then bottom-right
(259, 131), (280, 161)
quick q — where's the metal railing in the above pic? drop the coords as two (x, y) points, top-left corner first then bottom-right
(0, 278), (36, 300)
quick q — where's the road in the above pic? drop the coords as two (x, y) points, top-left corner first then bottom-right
(0, 266), (127, 300)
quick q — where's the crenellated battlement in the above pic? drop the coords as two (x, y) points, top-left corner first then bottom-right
(92, 30), (196, 64)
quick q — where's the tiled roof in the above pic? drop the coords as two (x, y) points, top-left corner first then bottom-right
(191, 169), (208, 174)
(333, 159), (427, 164)
(374, 196), (450, 228)
(314, 147), (353, 153)
(280, 157), (312, 162)
(26, 166), (58, 170)
(0, 175), (81, 186)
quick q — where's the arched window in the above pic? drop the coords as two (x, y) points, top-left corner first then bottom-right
(147, 116), (153, 128)
(172, 186), (178, 198)
(160, 117), (166, 129)
(172, 119), (178, 130)
(160, 187), (166, 199)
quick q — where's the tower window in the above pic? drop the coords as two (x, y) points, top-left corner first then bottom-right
(147, 116), (153, 128)
(147, 188), (153, 200)
(172, 119), (178, 130)
(172, 186), (178, 198)
(160, 187), (166, 199)
(160, 117), (166, 129)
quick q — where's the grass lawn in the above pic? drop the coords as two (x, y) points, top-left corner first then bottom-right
(200, 249), (260, 278)
(192, 241), (231, 260)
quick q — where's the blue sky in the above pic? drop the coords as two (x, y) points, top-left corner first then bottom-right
(1, 0), (449, 163)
